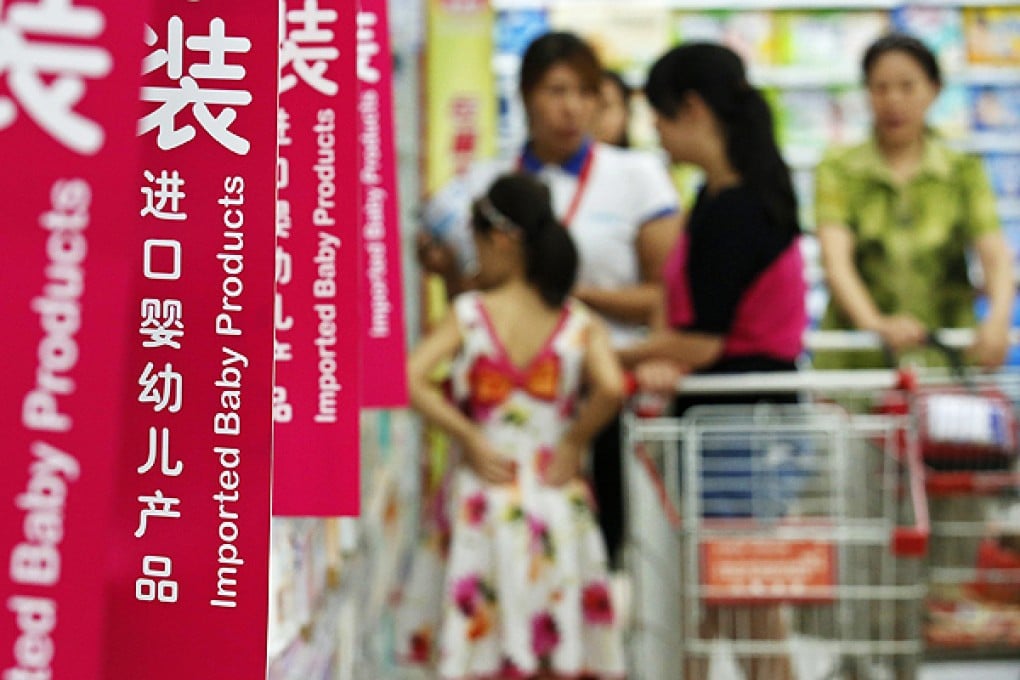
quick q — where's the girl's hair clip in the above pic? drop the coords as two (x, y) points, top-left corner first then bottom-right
(475, 195), (521, 234)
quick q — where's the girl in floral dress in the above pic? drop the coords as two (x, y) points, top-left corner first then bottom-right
(408, 173), (627, 680)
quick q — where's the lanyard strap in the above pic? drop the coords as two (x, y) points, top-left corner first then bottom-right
(517, 144), (596, 228)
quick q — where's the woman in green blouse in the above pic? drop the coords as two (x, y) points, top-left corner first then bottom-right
(815, 34), (1014, 369)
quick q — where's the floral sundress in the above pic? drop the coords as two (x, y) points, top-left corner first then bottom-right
(438, 292), (625, 680)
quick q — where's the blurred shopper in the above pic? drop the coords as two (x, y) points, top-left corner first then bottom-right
(815, 34), (1013, 369)
(621, 42), (806, 680)
(420, 31), (682, 570)
(593, 69), (632, 148)
(409, 173), (627, 680)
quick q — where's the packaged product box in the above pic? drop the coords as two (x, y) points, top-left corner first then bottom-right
(984, 154), (1020, 200)
(928, 84), (973, 140)
(774, 10), (888, 70)
(772, 88), (869, 151)
(971, 86), (1020, 133)
(964, 7), (1020, 66)
(496, 7), (548, 56)
(551, 4), (671, 76)
(773, 89), (835, 150)
(493, 9), (544, 155)
(891, 6), (966, 75)
(830, 87), (870, 146)
(672, 11), (775, 65)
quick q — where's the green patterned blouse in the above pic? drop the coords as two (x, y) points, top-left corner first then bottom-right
(813, 135), (1001, 368)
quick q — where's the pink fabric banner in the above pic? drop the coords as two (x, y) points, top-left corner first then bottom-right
(357, 0), (408, 408)
(0, 2), (146, 679)
(101, 2), (276, 677)
(273, 0), (361, 516)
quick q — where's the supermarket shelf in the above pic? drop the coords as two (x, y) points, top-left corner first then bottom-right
(956, 134), (1020, 155)
(785, 138), (1020, 171)
(751, 65), (860, 89)
(959, 67), (1020, 86)
(495, 0), (1020, 9)
(752, 66), (1020, 90)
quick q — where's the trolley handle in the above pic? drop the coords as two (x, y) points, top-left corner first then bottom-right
(893, 437), (930, 558)
(806, 327), (1020, 353)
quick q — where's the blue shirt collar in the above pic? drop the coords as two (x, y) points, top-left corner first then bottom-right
(520, 137), (593, 176)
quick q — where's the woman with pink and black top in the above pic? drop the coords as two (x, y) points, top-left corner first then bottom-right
(618, 43), (805, 389)
(618, 43), (807, 680)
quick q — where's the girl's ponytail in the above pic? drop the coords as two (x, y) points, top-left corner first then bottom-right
(473, 173), (579, 308)
(525, 213), (578, 307)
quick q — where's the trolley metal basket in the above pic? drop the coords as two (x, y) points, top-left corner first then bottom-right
(913, 371), (1020, 656)
(811, 329), (1020, 657)
(624, 372), (930, 680)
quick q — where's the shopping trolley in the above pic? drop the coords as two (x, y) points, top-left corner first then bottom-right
(812, 329), (1020, 657)
(910, 371), (1020, 655)
(623, 369), (930, 680)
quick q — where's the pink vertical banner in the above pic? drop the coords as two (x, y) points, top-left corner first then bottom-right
(0, 3), (145, 680)
(101, 2), (277, 678)
(273, 0), (360, 516)
(357, 0), (408, 408)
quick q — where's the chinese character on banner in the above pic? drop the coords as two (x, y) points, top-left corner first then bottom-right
(141, 169), (188, 220)
(0, 0), (112, 153)
(138, 426), (184, 476)
(280, 0), (338, 95)
(140, 16), (252, 153)
(139, 298), (185, 349)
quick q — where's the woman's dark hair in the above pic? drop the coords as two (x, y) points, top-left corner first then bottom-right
(602, 69), (633, 148)
(862, 33), (942, 87)
(520, 31), (602, 101)
(472, 173), (578, 308)
(645, 43), (798, 235)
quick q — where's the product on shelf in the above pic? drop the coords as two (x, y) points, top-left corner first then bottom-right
(964, 7), (1020, 66)
(772, 89), (835, 150)
(773, 10), (888, 73)
(928, 84), (973, 140)
(971, 86), (1020, 134)
(984, 153), (1020, 200)
(549, 4), (671, 76)
(494, 9), (550, 156)
(672, 10), (774, 65)
(771, 87), (869, 154)
(495, 7), (548, 56)
(891, 5), (966, 76)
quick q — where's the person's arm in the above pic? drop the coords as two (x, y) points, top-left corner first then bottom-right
(544, 318), (626, 486)
(970, 230), (1015, 368)
(817, 222), (926, 349)
(961, 154), (1015, 368)
(416, 233), (476, 297)
(617, 328), (723, 370)
(417, 172), (485, 298)
(573, 210), (681, 323)
(407, 310), (514, 484)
